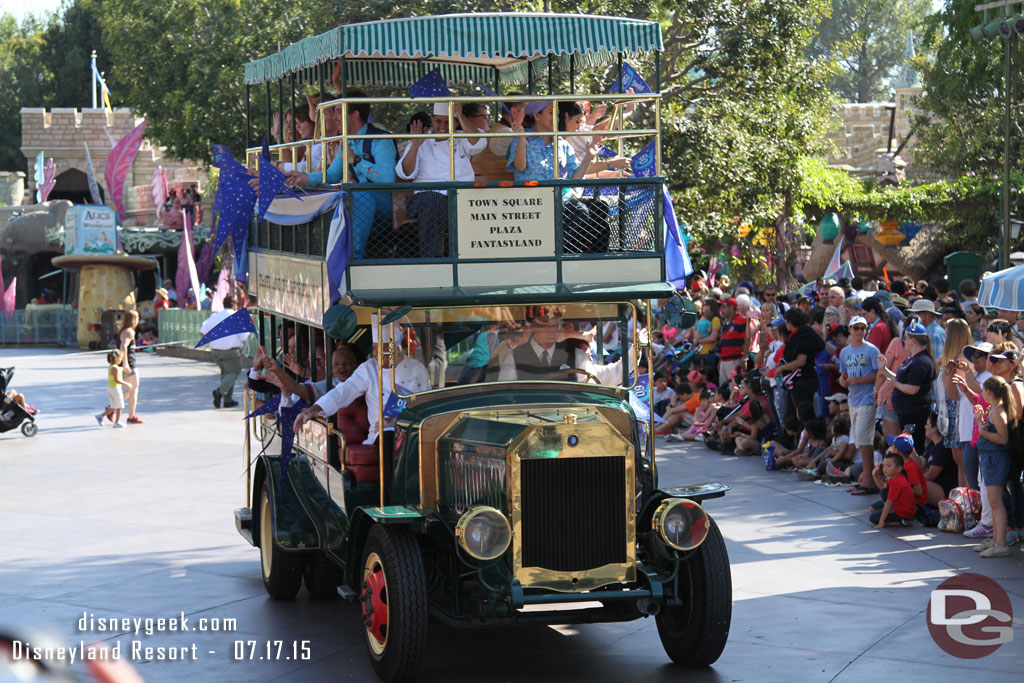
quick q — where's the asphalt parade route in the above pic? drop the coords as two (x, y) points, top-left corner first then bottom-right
(1, 348), (1022, 682)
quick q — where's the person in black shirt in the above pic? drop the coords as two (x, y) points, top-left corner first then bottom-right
(913, 411), (958, 504)
(777, 308), (825, 423)
(878, 322), (934, 453)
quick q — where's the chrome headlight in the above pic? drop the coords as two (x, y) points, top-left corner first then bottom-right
(652, 498), (709, 551)
(455, 506), (512, 560)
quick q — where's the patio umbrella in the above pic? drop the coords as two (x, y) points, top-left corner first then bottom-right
(978, 264), (1024, 311)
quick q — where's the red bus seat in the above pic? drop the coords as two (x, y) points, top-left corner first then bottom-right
(335, 397), (378, 483)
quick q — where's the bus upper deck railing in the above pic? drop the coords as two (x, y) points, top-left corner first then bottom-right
(245, 92), (661, 183)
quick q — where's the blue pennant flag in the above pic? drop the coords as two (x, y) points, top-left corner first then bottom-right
(212, 171), (256, 255)
(261, 134), (271, 162)
(382, 384), (410, 419)
(211, 142), (249, 178)
(234, 241), (250, 284)
(256, 155), (298, 226)
(245, 393), (280, 419)
(325, 194), (352, 303)
(631, 141), (658, 178)
(410, 68), (450, 98)
(663, 185), (694, 287)
(610, 61), (652, 94)
(195, 309), (257, 348)
(275, 400), (307, 492)
(598, 145), (618, 159)
(476, 84), (511, 118)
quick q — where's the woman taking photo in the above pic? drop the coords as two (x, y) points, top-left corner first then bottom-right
(119, 310), (144, 424)
(985, 344), (1024, 547)
(939, 318), (972, 487)
(878, 321), (933, 452)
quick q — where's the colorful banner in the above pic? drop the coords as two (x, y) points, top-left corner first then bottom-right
(104, 119), (148, 221)
(2, 276), (17, 321)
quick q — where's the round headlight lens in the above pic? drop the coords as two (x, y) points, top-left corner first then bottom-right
(455, 506), (512, 560)
(652, 498), (709, 551)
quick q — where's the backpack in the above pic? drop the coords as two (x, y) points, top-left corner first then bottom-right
(938, 487), (982, 533)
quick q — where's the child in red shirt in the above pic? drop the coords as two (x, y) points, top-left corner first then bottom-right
(870, 452), (917, 527)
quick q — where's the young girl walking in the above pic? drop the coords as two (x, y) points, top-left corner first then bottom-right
(96, 350), (129, 428)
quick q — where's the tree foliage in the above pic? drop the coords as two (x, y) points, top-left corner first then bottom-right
(0, 13), (48, 172)
(807, 0), (932, 103)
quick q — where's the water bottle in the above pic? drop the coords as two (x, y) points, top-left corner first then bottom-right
(765, 444), (777, 471)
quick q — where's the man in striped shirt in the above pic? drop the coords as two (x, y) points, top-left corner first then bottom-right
(718, 297), (748, 386)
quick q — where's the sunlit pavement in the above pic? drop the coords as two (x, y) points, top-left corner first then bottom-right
(1, 347), (1022, 682)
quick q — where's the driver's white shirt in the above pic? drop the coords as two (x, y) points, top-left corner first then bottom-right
(497, 338), (630, 384)
(313, 358), (391, 445)
(396, 356), (430, 394)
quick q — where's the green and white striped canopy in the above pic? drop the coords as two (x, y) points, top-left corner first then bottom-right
(243, 13), (663, 87)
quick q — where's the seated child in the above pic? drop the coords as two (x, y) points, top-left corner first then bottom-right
(775, 418), (827, 470)
(806, 418), (855, 478)
(699, 383), (734, 439)
(869, 451), (917, 527)
(767, 416), (804, 456)
(886, 432), (928, 507)
(682, 389), (718, 441)
(656, 381), (699, 435)
(730, 378), (773, 455)
(652, 372), (674, 416)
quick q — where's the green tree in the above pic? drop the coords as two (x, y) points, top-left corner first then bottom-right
(0, 13), (48, 172)
(39, 0), (111, 109)
(659, 0), (841, 287)
(808, 0), (932, 103)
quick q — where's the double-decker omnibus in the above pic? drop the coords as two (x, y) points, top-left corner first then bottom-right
(233, 13), (731, 682)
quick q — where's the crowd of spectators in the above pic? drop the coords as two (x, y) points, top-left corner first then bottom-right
(651, 274), (1024, 557)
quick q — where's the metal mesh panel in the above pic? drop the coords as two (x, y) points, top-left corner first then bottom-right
(281, 223), (295, 252)
(269, 222), (281, 250)
(564, 185), (657, 254)
(0, 309), (78, 346)
(311, 216), (326, 257)
(293, 224), (308, 254)
(258, 220), (270, 249)
(353, 189), (449, 260)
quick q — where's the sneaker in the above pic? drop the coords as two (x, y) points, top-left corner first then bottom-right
(973, 538), (995, 552)
(979, 545), (1010, 558)
(826, 463), (843, 479)
(223, 400), (239, 408)
(964, 523), (993, 539)
(126, 415), (145, 424)
(212, 389), (222, 409)
(795, 468), (818, 481)
(95, 413), (104, 426)
(1006, 531), (1020, 546)
(900, 518), (915, 527)
(113, 422), (124, 429)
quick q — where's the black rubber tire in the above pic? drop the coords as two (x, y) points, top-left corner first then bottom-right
(655, 516), (732, 667)
(303, 553), (341, 599)
(258, 480), (303, 600)
(21, 422), (37, 437)
(360, 525), (428, 683)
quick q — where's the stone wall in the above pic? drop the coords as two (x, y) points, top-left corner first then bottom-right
(825, 86), (929, 179)
(0, 171), (25, 206)
(19, 107), (206, 225)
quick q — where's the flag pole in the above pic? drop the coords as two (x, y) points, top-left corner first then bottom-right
(91, 50), (97, 109)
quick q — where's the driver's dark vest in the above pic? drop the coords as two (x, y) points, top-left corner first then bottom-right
(512, 342), (574, 381)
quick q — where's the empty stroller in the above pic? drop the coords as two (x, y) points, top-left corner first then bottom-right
(0, 367), (37, 437)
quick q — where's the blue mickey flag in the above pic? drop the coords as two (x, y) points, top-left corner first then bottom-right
(663, 185), (693, 287)
(245, 393), (280, 419)
(195, 309), (257, 348)
(629, 374), (666, 424)
(610, 61), (652, 95)
(598, 145), (618, 159)
(410, 68), (450, 98)
(631, 141), (658, 178)
(275, 400), (307, 492)
(382, 384), (410, 418)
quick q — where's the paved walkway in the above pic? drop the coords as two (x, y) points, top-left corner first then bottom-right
(0, 348), (1021, 682)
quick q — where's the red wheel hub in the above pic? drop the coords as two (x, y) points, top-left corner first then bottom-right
(361, 561), (388, 646)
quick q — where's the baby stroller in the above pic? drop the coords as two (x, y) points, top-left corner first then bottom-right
(0, 367), (37, 437)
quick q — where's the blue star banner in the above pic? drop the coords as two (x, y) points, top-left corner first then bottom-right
(598, 145), (618, 159)
(245, 393), (280, 419)
(410, 68), (450, 98)
(212, 171), (256, 255)
(261, 133), (271, 162)
(382, 384), (410, 418)
(194, 309), (257, 348)
(275, 400), (306, 492)
(631, 141), (658, 178)
(211, 143), (248, 178)
(610, 61), (652, 94)
(476, 83), (511, 118)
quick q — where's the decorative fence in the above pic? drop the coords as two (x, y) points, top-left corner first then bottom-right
(0, 306), (78, 346)
(157, 308), (213, 347)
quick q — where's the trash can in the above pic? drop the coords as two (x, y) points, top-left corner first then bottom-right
(943, 251), (986, 294)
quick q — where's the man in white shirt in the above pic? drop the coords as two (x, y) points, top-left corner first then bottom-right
(392, 325), (431, 394)
(396, 102), (485, 257)
(200, 295), (250, 408)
